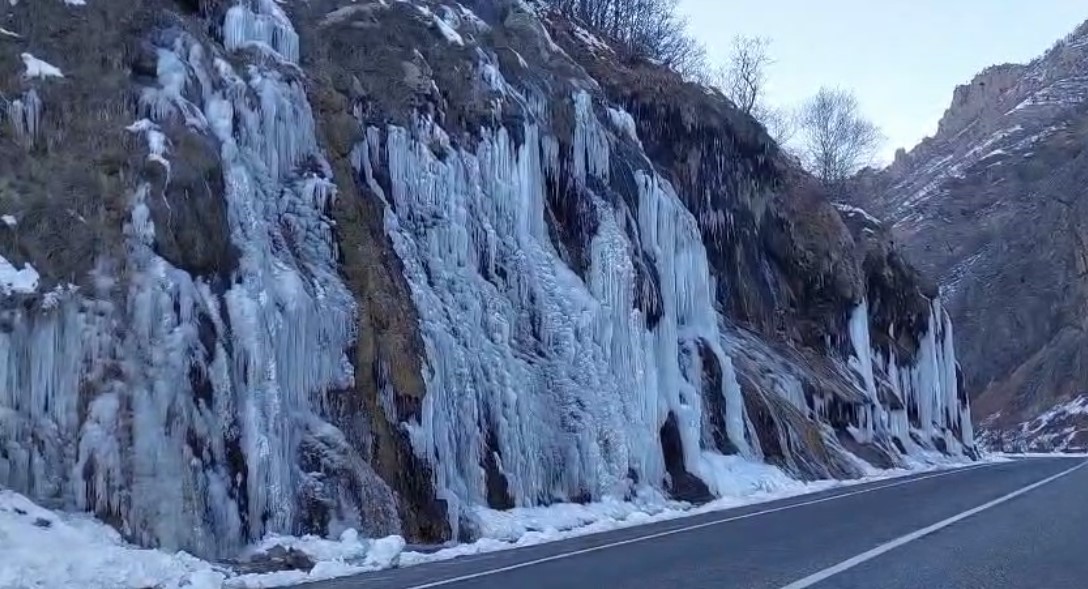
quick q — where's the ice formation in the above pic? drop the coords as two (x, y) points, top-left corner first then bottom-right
(223, 0), (300, 64)
(864, 299), (972, 455)
(8, 89), (42, 144)
(0, 11), (396, 558)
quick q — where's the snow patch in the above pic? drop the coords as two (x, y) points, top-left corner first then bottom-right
(231, 533), (405, 588)
(21, 53), (63, 79)
(606, 107), (642, 148)
(2, 215), (16, 227)
(417, 4), (464, 46)
(986, 395), (1088, 453)
(832, 202), (881, 225)
(0, 489), (226, 589)
(0, 255), (39, 294)
(126, 118), (171, 176)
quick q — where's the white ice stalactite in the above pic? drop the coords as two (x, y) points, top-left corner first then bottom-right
(0, 304), (84, 502)
(871, 298), (972, 455)
(847, 299), (877, 442)
(572, 91), (609, 185)
(634, 171), (754, 463)
(379, 119), (624, 519)
(366, 89), (758, 533)
(8, 89), (42, 145)
(223, 0), (300, 64)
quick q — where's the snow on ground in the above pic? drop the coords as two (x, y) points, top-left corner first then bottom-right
(832, 202), (882, 225)
(0, 489), (227, 589)
(989, 451), (1088, 459)
(20, 53), (64, 79)
(2, 454), (999, 589)
(982, 395), (1088, 453)
(0, 255), (39, 294)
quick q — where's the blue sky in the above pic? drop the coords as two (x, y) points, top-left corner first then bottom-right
(679, 0), (1088, 161)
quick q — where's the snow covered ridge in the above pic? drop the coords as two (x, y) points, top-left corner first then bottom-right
(981, 395), (1088, 454)
(0, 0), (974, 579)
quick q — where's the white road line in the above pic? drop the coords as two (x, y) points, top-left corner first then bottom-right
(778, 459), (1088, 589)
(399, 462), (999, 589)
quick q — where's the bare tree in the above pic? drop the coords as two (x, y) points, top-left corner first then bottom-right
(545, 0), (705, 77)
(716, 35), (771, 116)
(710, 36), (794, 145)
(796, 88), (882, 187)
(760, 106), (797, 146)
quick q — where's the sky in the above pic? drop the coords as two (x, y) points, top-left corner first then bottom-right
(679, 0), (1088, 162)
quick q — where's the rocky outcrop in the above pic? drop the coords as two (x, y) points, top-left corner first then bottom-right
(851, 20), (1088, 451)
(0, 0), (973, 560)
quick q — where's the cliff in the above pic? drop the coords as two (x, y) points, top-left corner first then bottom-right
(852, 20), (1088, 453)
(0, 0), (974, 560)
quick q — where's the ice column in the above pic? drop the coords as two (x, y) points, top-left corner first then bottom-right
(223, 0), (300, 64)
(847, 300), (878, 441)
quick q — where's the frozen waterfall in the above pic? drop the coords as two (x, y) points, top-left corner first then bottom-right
(853, 298), (971, 455)
(0, 8), (398, 557)
(354, 93), (759, 533)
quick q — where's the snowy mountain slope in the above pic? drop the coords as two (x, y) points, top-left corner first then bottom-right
(851, 20), (1088, 452)
(0, 0), (974, 570)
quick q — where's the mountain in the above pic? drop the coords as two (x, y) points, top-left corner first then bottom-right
(0, 0), (973, 560)
(851, 20), (1088, 453)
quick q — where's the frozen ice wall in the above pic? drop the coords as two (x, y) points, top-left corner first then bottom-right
(353, 89), (760, 533)
(852, 298), (973, 455)
(0, 3), (398, 557)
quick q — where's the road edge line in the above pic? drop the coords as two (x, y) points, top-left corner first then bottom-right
(777, 459), (1088, 589)
(399, 461), (1002, 589)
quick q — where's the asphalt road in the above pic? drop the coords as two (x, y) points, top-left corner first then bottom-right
(313, 457), (1088, 589)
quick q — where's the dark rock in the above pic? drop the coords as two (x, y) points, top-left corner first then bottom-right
(695, 338), (738, 455)
(234, 545), (316, 575)
(482, 421), (514, 510)
(659, 412), (713, 504)
(145, 122), (239, 280)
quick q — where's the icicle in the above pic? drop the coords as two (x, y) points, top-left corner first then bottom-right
(224, 0), (301, 64)
(368, 90), (763, 528)
(572, 91), (609, 184)
(847, 299), (877, 442)
(3, 25), (387, 558)
(8, 89), (42, 145)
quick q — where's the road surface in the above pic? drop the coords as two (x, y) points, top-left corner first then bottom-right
(312, 457), (1088, 588)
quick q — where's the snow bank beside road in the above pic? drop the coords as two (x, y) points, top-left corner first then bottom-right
(0, 489), (226, 589)
(2, 455), (997, 589)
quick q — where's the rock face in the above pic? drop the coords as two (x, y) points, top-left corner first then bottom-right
(0, 0), (974, 559)
(851, 21), (1088, 452)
